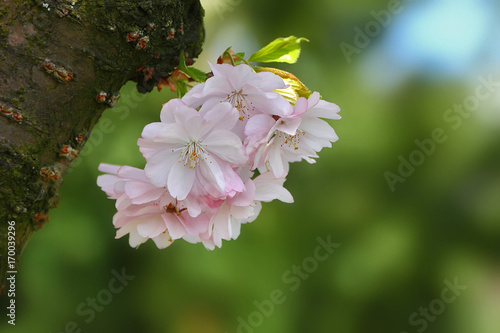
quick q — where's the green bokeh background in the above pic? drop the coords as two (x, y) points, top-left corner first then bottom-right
(3, 0), (500, 332)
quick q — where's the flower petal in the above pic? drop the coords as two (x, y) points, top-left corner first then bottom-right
(136, 215), (167, 238)
(306, 96), (341, 119)
(140, 122), (165, 140)
(229, 180), (256, 206)
(181, 83), (206, 108)
(253, 71), (288, 91)
(242, 85), (292, 116)
(212, 203), (231, 241)
(162, 213), (187, 240)
(202, 102), (239, 132)
(276, 117), (301, 136)
(203, 130), (247, 165)
(199, 154), (225, 194)
(208, 62), (234, 78)
(143, 148), (179, 187)
(152, 232), (173, 249)
(183, 114), (211, 141)
(254, 172), (294, 203)
(291, 96), (309, 117)
(222, 165), (245, 196)
(98, 163), (120, 175)
(268, 142), (286, 178)
(167, 160), (196, 200)
(127, 229), (148, 248)
(300, 118), (339, 142)
(160, 98), (188, 123)
(117, 166), (148, 182)
(244, 114), (275, 138)
(97, 174), (120, 197)
(228, 64), (259, 90)
(124, 181), (164, 204)
(231, 206), (254, 220)
(202, 75), (233, 98)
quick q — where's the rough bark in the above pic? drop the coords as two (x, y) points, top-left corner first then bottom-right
(0, 0), (204, 292)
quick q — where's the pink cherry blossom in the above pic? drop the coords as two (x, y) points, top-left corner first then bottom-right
(199, 171), (293, 250)
(182, 63), (292, 138)
(138, 99), (248, 201)
(245, 92), (341, 177)
(97, 163), (210, 249)
(97, 164), (172, 248)
(97, 50), (340, 251)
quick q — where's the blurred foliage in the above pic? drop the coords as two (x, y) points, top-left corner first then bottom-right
(2, 0), (500, 332)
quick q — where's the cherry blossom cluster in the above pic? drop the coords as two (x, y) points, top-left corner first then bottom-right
(97, 61), (340, 250)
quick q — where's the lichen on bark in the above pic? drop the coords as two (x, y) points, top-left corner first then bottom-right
(0, 0), (204, 292)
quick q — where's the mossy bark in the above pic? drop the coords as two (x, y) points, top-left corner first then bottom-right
(0, 0), (204, 292)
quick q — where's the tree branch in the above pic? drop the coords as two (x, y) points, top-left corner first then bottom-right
(0, 0), (204, 292)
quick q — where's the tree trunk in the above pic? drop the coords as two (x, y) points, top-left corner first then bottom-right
(0, 0), (204, 293)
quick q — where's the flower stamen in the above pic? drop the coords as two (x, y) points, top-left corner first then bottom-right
(180, 141), (207, 168)
(277, 131), (303, 150)
(165, 202), (187, 216)
(225, 90), (251, 120)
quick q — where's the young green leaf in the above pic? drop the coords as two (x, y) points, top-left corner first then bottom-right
(174, 79), (188, 98)
(185, 66), (208, 82)
(248, 36), (309, 64)
(178, 52), (207, 82)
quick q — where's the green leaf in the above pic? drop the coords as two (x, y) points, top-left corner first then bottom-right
(248, 36), (309, 64)
(186, 66), (208, 82)
(174, 80), (188, 98)
(178, 52), (207, 82)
